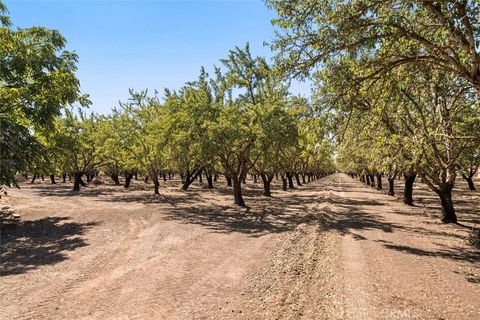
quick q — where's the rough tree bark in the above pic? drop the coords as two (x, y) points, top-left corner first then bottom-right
(124, 172), (133, 188)
(206, 173), (214, 189)
(111, 173), (120, 185)
(181, 168), (202, 191)
(260, 173), (274, 197)
(295, 174), (302, 187)
(365, 174), (371, 186)
(387, 173), (396, 196)
(287, 172), (295, 189)
(462, 173), (476, 191)
(152, 175), (160, 195)
(281, 175), (287, 191)
(232, 177), (246, 207)
(436, 182), (457, 224)
(73, 172), (83, 192)
(369, 174), (376, 188)
(375, 174), (382, 190)
(403, 173), (416, 206)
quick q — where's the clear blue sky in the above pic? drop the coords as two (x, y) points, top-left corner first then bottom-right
(4, 0), (311, 114)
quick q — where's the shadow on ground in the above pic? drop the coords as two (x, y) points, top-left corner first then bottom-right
(155, 180), (331, 237)
(1, 217), (99, 276)
(332, 176), (480, 267)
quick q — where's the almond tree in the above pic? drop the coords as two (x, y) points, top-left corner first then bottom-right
(52, 111), (106, 191)
(206, 44), (275, 206)
(327, 58), (480, 223)
(0, 2), (88, 186)
(267, 0), (480, 90)
(164, 68), (219, 191)
(114, 91), (169, 195)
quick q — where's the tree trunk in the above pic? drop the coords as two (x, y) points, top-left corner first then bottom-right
(73, 172), (82, 191)
(295, 174), (302, 186)
(232, 177), (246, 207)
(30, 173), (37, 184)
(144, 175), (149, 183)
(111, 173), (120, 185)
(62, 173), (67, 183)
(260, 173), (272, 197)
(387, 174), (396, 196)
(253, 174), (258, 183)
(287, 172), (294, 189)
(302, 174), (306, 184)
(182, 169), (202, 191)
(365, 174), (370, 185)
(163, 173), (167, 182)
(462, 174), (476, 191)
(403, 174), (416, 206)
(375, 174), (382, 190)
(214, 174), (218, 182)
(41, 175), (44, 181)
(206, 173), (214, 189)
(50, 174), (56, 184)
(152, 175), (160, 195)
(124, 172), (133, 188)
(436, 183), (457, 223)
(282, 176), (287, 191)
(226, 176), (232, 187)
(369, 174), (375, 188)
(182, 172), (191, 191)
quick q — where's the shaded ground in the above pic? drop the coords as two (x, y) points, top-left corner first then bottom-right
(0, 174), (479, 319)
(233, 174), (480, 319)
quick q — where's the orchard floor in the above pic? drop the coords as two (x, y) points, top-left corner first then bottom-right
(1, 173), (479, 319)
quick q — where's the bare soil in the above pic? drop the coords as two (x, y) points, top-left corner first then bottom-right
(1, 174), (479, 319)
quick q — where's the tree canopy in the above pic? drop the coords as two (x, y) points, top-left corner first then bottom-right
(0, 2), (88, 186)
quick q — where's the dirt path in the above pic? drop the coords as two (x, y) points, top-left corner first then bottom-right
(228, 174), (479, 319)
(1, 182), (281, 320)
(1, 174), (479, 319)
(332, 174), (479, 319)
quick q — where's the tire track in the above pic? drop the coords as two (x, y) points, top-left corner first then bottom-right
(16, 218), (143, 320)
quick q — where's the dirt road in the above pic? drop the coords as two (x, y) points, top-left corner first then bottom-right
(329, 174), (480, 320)
(1, 174), (479, 319)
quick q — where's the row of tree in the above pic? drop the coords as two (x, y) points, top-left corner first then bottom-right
(14, 44), (335, 207)
(267, 0), (480, 223)
(0, 1), (335, 207)
(0, 2), (89, 189)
